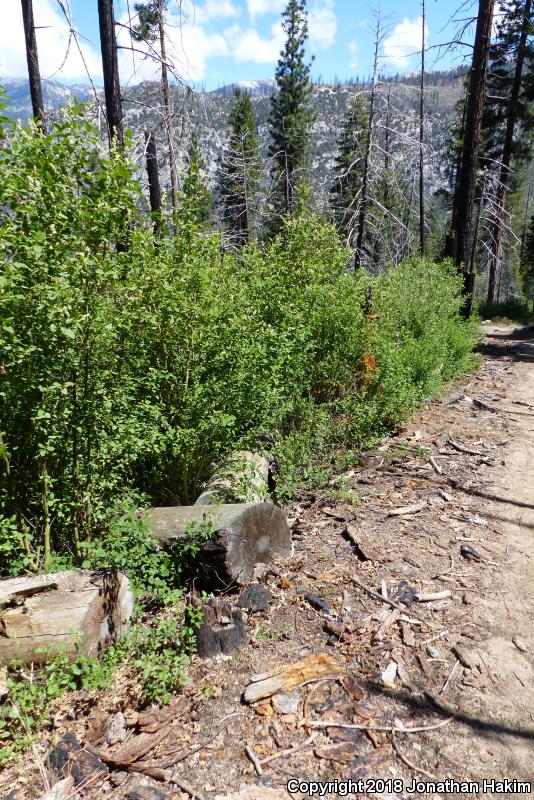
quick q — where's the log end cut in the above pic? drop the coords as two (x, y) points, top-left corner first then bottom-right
(148, 502), (292, 586)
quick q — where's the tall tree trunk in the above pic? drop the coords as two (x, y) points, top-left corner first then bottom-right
(157, 0), (179, 217)
(145, 130), (162, 235)
(486, 0), (532, 302)
(354, 14), (381, 269)
(20, 0), (46, 129)
(446, 0), (495, 316)
(97, 0), (124, 147)
(419, 0), (426, 255)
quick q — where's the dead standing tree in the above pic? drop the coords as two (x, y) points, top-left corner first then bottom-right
(353, 11), (384, 269)
(486, 0), (533, 302)
(446, 0), (495, 315)
(419, 0), (426, 255)
(20, 0), (46, 129)
(97, 0), (124, 147)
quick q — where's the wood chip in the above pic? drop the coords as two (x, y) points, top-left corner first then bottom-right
(314, 742), (359, 762)
(388, 502), (425, 517)
(243, 654), (344, 704)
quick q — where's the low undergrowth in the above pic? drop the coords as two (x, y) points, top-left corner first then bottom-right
(478, 298), (534, 324)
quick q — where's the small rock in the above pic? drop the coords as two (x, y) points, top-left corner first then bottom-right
(48, 732), (108, 785)
(303, 593), (332, 614)
(452, 643), (482, 671)
(512, 636), (528, 653)
(395, 581), (416, 607)
(237, 584), (271, 613)
(42, 778), (75, 800)
(110, 771), (129, 787)
(272, 690), (302, 715)
(107, 711), (127, 745)
(381, 661), (398, 688)
(126, 784), (168, 800)
(426, 644), (441, 659)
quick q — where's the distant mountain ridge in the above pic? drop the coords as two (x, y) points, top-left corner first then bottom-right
(1, 77), (95, 121)
(1, 71), (465, 210)
(211, 79), (277, 96)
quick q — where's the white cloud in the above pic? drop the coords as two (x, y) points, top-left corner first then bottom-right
(192, 0), (241, 25)
(118, 9), (230, 83)
(309, 0), (336, 50)
(0, 0), (102, 80)
(246, 0), (286, 23)
(225, 21), (284, 63)
(383, 16), (428, 68)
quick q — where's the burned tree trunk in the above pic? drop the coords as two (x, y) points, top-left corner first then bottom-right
(446, 0), (495, 315)
(20, 0), (46, 129)
(487, 0), (532, 302)
(0, 570), (133, 664)
(97, 0), (124, 147)
(145, 502), (291, 586)
(145, 130), (162, 234)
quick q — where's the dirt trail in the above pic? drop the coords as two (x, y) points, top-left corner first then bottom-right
(449, 324), (534, 793)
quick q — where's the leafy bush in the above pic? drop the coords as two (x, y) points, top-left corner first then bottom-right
(0, 109), (475, 574)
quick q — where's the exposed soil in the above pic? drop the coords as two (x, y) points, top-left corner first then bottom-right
(1, 323), (534, 800)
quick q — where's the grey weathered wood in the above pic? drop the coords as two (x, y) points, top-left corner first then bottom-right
(145, 502), (291, 585)
(0, 570), (133, 664)
(195, 450), (269, 506)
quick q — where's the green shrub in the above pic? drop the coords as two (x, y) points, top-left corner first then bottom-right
(0, 110), (475, 572)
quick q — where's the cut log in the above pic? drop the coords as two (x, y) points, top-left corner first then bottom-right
(145, 502), (291, 586)
(195, 450), (269, 506)
(0, 570), (133, 664)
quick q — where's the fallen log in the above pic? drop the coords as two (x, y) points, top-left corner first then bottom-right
(195, 450), (269, 506)
(145, 502), (291, 586)
(0, 570), (133, 664)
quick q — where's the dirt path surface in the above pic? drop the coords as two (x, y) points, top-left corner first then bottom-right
(2, 324), (534, 800)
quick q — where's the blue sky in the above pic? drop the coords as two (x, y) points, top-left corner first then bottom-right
(2, 0), (482, 90)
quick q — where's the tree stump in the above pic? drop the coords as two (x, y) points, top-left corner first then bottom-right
(0, 570), (133, 664)
(144, 502), (291, 586)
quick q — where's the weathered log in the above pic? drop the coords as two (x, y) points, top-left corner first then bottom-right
(195, 450), (269, 506)
(0, 570), (133, 664)
(145, 502), (291, 586)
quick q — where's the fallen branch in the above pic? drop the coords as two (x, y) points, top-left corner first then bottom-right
(388, 502), (425, 517)
(300, 717), (453, 734)
(245, 745), (263, 776)
(392, 732), (436, 780)
(351, 577), (430, 626)
(441, 659), (460, 695)
(429, 457), (443, 475)
(447, 438), (483, 457)
(415, 590), (452, 603)
(260, 736), (316, 766)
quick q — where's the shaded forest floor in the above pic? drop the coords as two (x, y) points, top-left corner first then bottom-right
(2, 323), (534, 800)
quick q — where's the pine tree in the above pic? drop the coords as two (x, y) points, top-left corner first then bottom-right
(268, 0), (313, 228)
(217, 89), (263, 246)
(182, 132), (214, 227)
(330, 96), (368, 246)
